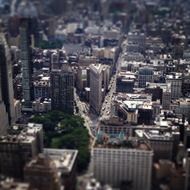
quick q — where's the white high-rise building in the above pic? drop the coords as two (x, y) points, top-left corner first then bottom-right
(89, 64), (103, 115)
(91, 137), (153, 190)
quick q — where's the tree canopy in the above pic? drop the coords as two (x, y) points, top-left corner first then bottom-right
(30, 111), (90, 172)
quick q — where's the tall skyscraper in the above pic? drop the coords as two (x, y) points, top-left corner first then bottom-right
(17, 0), (38, 109)
(89, 64), (103, 115)
(19, 19), (33, 108)
(0, 33), (15, 132)
(51, 65), (74, 114)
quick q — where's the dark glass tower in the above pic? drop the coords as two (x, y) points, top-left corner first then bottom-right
(19, 18), (34, 108)
(17, 0), (38, 108)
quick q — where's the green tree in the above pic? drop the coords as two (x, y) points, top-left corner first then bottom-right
(30, 111), (90, 173)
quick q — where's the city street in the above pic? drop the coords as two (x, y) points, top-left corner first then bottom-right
(100, 39), (127, 120)
(74, 39), (127, 145)
(74, 88), (97, 148)
(73, 38), (128, 149)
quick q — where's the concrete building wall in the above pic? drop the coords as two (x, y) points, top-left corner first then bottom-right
(51, 67), (74, 114)
(166, 78), (182, 100)
(92, 148), (153, 190)
(0, 124), (43, 178)
(0, 34), (15, 125)
(0, 103), (9, 134)
(162, 91), (171, 110)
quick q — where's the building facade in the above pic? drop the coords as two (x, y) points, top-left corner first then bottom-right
(185, 149), (190, 190)
(0, 34), (15, 127)
(0, 46), (9, 134)
(0, 123), (43, 179)
(138, 67), (154, 88)
(89, 64), (103, 115)
(182, 74), (190, 97)
(92, 139), (153, 190)
(51, 66), (74, 114)
(19, 18), (34, 108)
(143, 130), (174, 161)
(24, 154), (62, 190)
(162, 86), (171, 110)
(18, 0), (39, 108)
(166, 74), (182, 100)
(34, 78), (51, 99)
(44, 148), (78, 190)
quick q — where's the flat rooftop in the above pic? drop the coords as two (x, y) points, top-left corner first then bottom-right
(90, 64), (104, 74)
(44, 148), (78, 173)
(0, 123), (43, 144)
(143, 130), (173, 141)
(146, 82), (171, 90)
(114, 93), (152, 108)
(166, 73), (182, 80)
(0, 134), (35, 144)
(0, 123), (42, 144)
(123, 100), (152, 110)
(95, 133), (151, 151)
(0, 179), (30, 190)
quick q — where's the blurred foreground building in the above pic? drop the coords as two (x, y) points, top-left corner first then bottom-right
(44, 148), (78, 190)
(24, 154), (63, 190)
(0, 178), (31, 190)
(0, 123), (43, 179)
